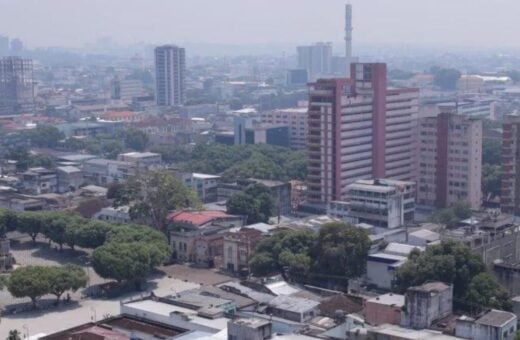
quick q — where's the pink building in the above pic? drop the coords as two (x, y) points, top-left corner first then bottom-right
(417, 105), (482, 209)
(501, 114), (520, 214)
(307, 63), (419, 204)
(261, 107), (308, 149)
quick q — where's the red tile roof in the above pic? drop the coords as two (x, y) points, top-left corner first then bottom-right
(167, 210), (235, 226)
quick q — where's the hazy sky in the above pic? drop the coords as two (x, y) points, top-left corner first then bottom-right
(1, 0), (519, 49)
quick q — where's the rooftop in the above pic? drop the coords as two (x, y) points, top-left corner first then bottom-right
(268, 295), (320, 313)
(475, 309), (516, 327)
(384, 242), (423, 257)
(369, 323), (460, 339)
(367, 293), (405, 307)
(409, 282), (451, 294)
(168, 210), (237, 227)
(192, 173), (221, 180)
(119, 151), (160, 158)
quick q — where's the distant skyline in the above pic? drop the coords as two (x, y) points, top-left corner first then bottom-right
(1, 0), (520, 50)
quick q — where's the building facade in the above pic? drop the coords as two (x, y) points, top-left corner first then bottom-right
(417, 105), (482, 209)
(155, 45), (186, 106)
(501, 114), (520, 215)
(328, 179), (416, 229)
(307, 63), (419, 204)
(297, 42), (333, 81)
(0, 56), (34, 115)
(261, 107), (308, 149)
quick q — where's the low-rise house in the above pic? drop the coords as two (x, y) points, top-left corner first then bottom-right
(83, 158), (136, 186)
(366, 243), (423, 290)
(401, 282), (453, 330)
(364, 293), (405, 326)
(267, 295), (320, 323)
(94, 206), (131, 224)
(56, 165), (83, 193)
(184, 173), (221, 203)
(168, 210), (244, 265)
(223, 227), (263, 274)
(117, 151), (162, 169)
(364, 323), (460, 340)
(22, 167), (58, 194)
(456, 309), (517, 340)
(408, 229), (440, 247)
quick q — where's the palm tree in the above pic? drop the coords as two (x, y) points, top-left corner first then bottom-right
(6, 330), (21, 340)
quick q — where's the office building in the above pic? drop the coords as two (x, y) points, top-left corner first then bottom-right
(417, 105), (482, 210)
(297, 42), (332, 81)
(261, 107), (308, 149)
(233, 117), (289, 147)
(328, 179), (416, 229)
(111, 78), (146, 101)
(501, 114), (520, 215)
(306, 63), (419, 204)
(154, 45), (186, 106)
(286, 69), (308, 86)
(0, 56), (35, 115)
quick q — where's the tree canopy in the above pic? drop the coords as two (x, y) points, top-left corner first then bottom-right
(430, 201), (472, 228)
(151, 143), (307, 182)
(114, 171), (201, 231)
(249, 222), (371, 287)
(431, 67), (462, 91)
(394, 241), (511, 312)
(227, 183), (275, 224)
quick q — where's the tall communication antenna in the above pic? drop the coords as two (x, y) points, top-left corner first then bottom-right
(345, 3), (353, 77)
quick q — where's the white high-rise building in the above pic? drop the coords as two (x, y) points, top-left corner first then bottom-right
(154, 45), (185, 106)
(297, 42), (333, 81)
(345, 4), (353, 77)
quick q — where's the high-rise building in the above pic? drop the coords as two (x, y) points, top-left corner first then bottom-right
(0, 36), (9, 57)
(501, 114), (520, 214)
(345, 4), (353, 77)
(297, 42), (332, 81)
(0, 56), (35, 115)
(417, 105), (482, 210)
(154, 45), (185, 106)
(10, 38), (23, 56)
(111, 78), (145, 101)
(306, 63), (419, 204)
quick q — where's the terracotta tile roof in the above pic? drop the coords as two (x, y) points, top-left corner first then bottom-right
(167, 210), (235, 226)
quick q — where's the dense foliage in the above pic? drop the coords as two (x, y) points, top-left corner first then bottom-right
(227, 183), (275, 224)
(394, 242), (511, 312)
(430, 201), (472, 228)
(249, 222), (371, 287)
(0, 209), (170, 285)
(431, 67), (461, 90)
(151, 144), (307, 182)
(7, 265), (87, 307)
(113, 171), (201, 231)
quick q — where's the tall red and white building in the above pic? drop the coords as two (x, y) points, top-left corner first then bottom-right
(306, 63), (419, 204)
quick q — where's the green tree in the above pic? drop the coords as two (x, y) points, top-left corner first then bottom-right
(6, 330), (21, 340)
(483, 139), (502, 166)
(431, 67), (461, 90)
(92, 241), (168, 283)
(249, 252), (277, 276)
(394, 241), (509, 312)
(313, 222), (371, 279)
(16, 211), (42, 243)
(465, 273), (512, 313)
(74, 220), (110, 249)
(124, 129), (149, 151)
(47, 265), (87, 303)
(227, 183), (275, 224)
(8, 266), (51, 308)
(23, 125), (65, 148)
(117, 171), (200, 231)
(482, 164), (501, 197)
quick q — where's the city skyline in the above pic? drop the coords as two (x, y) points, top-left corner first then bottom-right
(2, 0), (520, 50)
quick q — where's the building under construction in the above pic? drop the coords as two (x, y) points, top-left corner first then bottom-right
(0, 56), (35, 115)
